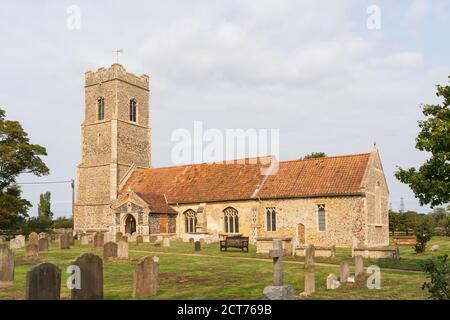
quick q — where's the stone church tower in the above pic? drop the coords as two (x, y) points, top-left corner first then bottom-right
(74, 64), (151, 233)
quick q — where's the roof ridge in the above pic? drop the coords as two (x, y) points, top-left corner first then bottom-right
(278, 152), (371, 164)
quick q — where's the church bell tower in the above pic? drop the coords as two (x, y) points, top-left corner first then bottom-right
(74, 64), (151, 234)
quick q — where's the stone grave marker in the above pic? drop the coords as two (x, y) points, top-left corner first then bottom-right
(121, 236), (128, 243)
(38, 238), (49, 252)
(194, 241), (201, 251)
(189, 237), (194, 243)
(28, 232), (39, 246)
(355, 255), (364, 277)
(305, 244), (315, 269)
(71, 253), (103, 300)
(118, 240), (129, 259)
(340, 261), (349, 283)
(149, 235), (158, 243)
(103, 242), (118, 260)
(25, 263), (61, 300)
(430, 244), (439, 252)
(60, 232), (70, 249)
(0, 245), (14, 287)
(81, 235), (89, 246)
(93, 232), (104, 249)
(326, 273), (340, 290)
(9, 239), (22, 250)
(163, 237), (170, 247)
(26, 244), (39, 258)
(133, 256), (159, 298)
(68, 233), (75, 246)
(176, 238), (183, 244)
(262, 239), (295, 300)
(136, 235), (143, 245)
(330, 245), (336, 258)
(115, 232), (123, 242)
(300, 272), (315, 297)
(16, 235), (26, 247)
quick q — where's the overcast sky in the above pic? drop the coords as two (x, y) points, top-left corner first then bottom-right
(1, 0), (449, 217)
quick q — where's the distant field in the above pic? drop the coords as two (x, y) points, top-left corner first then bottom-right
(2, 236), (448, 300)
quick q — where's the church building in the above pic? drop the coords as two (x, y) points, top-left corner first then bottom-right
(74, 64), (389, 248)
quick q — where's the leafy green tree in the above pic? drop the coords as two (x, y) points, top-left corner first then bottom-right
(395, 77), (450, 207)
(38, 191), (53, 219)
(414, 220), (434, 253)
(0, 108), (49, 229)
(52, 216), (73, 229)
(389, 210), (402, 236)
(303, 152), (327, 159)
(421, 254), (450, 300)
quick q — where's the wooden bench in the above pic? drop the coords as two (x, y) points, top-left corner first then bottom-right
(220, 236), (249, 252)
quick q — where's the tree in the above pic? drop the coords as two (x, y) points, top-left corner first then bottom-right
(38, 191), (53, 219)
(421, 254), (450, 300)
(389, 210), (402, 236)
(414, 219), (434, 253)
(395, 77), (450, 207)
(52, 216), (73, 229)
(0, 107), (49, 229)
(303, 152), (327, 159)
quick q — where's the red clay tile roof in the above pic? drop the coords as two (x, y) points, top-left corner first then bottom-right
(120, 153), (370, 204)
(134, 192), (177, 214)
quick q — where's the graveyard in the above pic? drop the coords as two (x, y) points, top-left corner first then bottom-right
(1, 234), (448, 300)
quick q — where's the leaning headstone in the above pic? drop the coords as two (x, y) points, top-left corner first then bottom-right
(29, 232), (39, 246)
(38, 238), (49, 252)
(60, 232), (70, 249)
(430, 245), (439, 252)
(355, 255), (364, 277)
(118, 240), (129, 259)
(262, 239), (295, 300)
(133, 256), (159, 298)
(71, 253), (103, 300)
(0, 245), (14, 287)
(103, 242), (118, 260)
(93, 232), (104, 249)
(26, 244), (39, 258)
(340, 261), (349, 283)
(16, 235), (26, 247)
(194, 241), (201, 252)
(305, 244), (315, 269)
(25, 263), (61, 300)
(326, 273), (340, 290)
(115, 232), (123, 243)
(163, 237), (170, 247)
(81, 235), (89, 246)
(136, 235), (143, 245)
(9, 238), (22, 250)
(300, 272), (315, 297)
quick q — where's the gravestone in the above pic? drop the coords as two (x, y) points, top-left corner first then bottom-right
(149, 235), (158, 243)
(199, 238), (205, 244)
(25, 263), (61, 300)
(304, 244), (315, 269)
(133, 256), (159, 298)
(189, 238), (194, 243)
(0, 236), (3, 244)
(340, 261), (349, 283)
(71, 253), (103, 300)
(115, 232), (123, 242)
(154, 240), (161, 247)
(55, 234), (62, 243)
(68, 233), (75, 246)
(136, 235), (143, 245)
(0, 245), (14, 287)
(16, 235), (26, 247)
(355, 255), (364, 277)
(262, 239), (295, 300)
(326, 273), (340, 290)
(26, 244), (39, 258)
(300, 272), (315, 297)
(121, 236), (128, 243)
(194, 241), (201, 251)
(60, 233), (70, 249)
(29, 232), (39, 246)
(163, 237), (170, 247)
(9, 238), (22, 250)
(330, 245), (336, 258)
(38, 238), (49, 252)
(430, 245), (439, 252)
(103, 242), (118, 260)
(176, 238), (183, 244)
(93, 232), (104, 249)
(81, 235), (89, 246)
(118, 240), (129, 259)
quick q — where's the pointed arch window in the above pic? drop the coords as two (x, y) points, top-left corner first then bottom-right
(224, 207), (239, 234)
(129, 99), (137, 122)
(266, 208), (277, 231)
(97, 97), (105, 120)
(184, 209), (197, 233)
(318, 204), (326, 231)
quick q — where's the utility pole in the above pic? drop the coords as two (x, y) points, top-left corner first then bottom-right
(71, 179), (75, 218)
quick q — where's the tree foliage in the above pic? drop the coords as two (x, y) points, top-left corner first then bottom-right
(395, 77), (450, 207)
(38, 191), (53, 219)
(303, 152), (327, 159)
(414, 219), (434, 253)
(421, 254), (450, 300)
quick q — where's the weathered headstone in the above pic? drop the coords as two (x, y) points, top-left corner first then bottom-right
(103, 242), (118, 260)
(262, 239), (295, 300)
(199, 238), (205, 244)
(305, 244), (315, 269)
(430, 244), (439, 252)
(133, 256), (159, 298)
(68, 233), (75, 246)
(194, 241), (201, 251)
(29, 232), (39, 246)
(38, 238), (49, 252)
(163, 237), (170, 247)
(355, 255), (364, 277)
(189, 237), (194, 243)
(149, 235), (158, 243)
(118, 240), (129, 259)
(176, 238), (183, 244)
(115, 232), (123, 242)
(154, 240), (161, 247)
(25, 263), (61, 300)
(300, 272), (315, 297)
(81, 235), (89, 246)
(136, 235), (143, 245)
(16, 235), (26, 247)
(326, 273), (340, 290)
(121, 236), (128, 243)
(71, 253), (103, 300)
(340, 261), (349, 283)
(60, 232), (70, 249)
(330, 245), (336, 258)
(93, 232), (104, 249)
(9, 238), (22, 250)
(0, 245), (14, 287)
(26, 244), (39, 258)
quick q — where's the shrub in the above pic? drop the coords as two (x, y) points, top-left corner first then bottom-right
(421, 254), (450, 300)
(414, 221), (433, 253)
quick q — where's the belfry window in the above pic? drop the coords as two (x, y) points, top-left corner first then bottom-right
(224, 207), (239, 234)
(129, 99), (137, 122)
(318, 204), (326, 231)
(266, 208), (277, 231)
(184, 210), (197, 233)
(97, 97), (105, 120)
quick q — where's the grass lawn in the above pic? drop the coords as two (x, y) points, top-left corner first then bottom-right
(2, 237), (447, 300)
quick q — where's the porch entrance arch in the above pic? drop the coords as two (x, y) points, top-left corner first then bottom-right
(125, 214), (137, 235)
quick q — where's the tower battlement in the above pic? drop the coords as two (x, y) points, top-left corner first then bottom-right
(85, 63), (149, 90)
